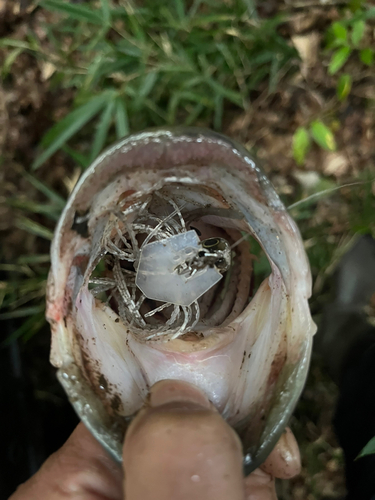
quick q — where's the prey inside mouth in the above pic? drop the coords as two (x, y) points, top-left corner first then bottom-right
(85, 184), (257, 344)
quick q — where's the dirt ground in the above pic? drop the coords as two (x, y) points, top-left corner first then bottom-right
(1, 1), (375, 499)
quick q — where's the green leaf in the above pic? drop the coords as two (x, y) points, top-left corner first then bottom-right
(1, 313), (45, 346)
(213, 93), (223, 131)
(328, 46), (351, 75)
(207, 79), (243, 107)
(332, 22), (348, 43)
(360, 48), (373, 65)
(2, 47), (23, 78)
(17, 254), (51, 265)
(115, 98), (129, 139)
(349, 0), (364, 13)
(134, 72), (159, 109)
(0, 38), (31, 49)
(62, 145), (90, 169)
(336, 73), (352, 101)
(15, 216), (54, 240)
(351, 19), (365, 46)
(22, 171), (66, 209)
(293, 127), (311, 165)
(357, 436), (375, 459)
(33, 94), (109, 169)
(41, 0), (103, 24)
(0, 305), (45, 321)
(7, 199), (60, 221)
(90, 98), (115, 161)
(310, 121), (336, 151)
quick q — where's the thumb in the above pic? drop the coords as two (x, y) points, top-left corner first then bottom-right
(122, 380), (245, 500)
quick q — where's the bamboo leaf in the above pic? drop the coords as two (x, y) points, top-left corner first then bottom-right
(310, 121), (336, 151)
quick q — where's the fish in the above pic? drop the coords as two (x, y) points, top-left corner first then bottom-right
(46, 127), (316, 474)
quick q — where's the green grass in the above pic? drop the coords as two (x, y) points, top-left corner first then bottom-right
(1, 0), (298, 169)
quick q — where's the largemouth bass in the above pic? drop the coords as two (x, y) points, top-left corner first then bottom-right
(46, 128), (316, 474)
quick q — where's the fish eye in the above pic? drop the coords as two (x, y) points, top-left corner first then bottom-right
(215, 258), (225, 267)
(202, 238), (219, 249)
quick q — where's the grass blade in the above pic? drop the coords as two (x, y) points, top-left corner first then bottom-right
(22, 172), (66, 208)
(41, 0), (103, 24)
(90, 98), (116, 161)
(0, 39), (32, 49)
(17, 255), (51, 265)
(7, 199), (60, 221)
(101, 0), (112, 26)
(357, 436), (375, 459)
(0, 305), (45, 320)
(62, 145), (90, 169)
(32, 94), (109, 169)
(15, 216), (54, 240)
(2, 47), (24, 78)
(115, 98), (129, 138)
(1, 313), (46, 346)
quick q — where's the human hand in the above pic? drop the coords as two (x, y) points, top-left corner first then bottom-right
(10, 380), (300, 500)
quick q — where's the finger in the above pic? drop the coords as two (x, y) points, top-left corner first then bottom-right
(259, 427), (301, 479)
(123, 379), (245, 500)
(244, 468), (278, 500)
(10, 423), (123, 500)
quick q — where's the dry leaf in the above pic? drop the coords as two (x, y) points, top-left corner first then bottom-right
(292, 32), (321, 78)
(322, 152), (349, 177)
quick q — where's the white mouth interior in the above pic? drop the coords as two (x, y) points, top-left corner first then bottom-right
(81, 183), (258, 342)
(70, 180), (295, 435)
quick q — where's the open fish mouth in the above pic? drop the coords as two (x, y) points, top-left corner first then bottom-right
(46, 127), (316, 474)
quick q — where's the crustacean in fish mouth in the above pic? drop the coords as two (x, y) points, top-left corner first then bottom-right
(46, 128), (316, 474)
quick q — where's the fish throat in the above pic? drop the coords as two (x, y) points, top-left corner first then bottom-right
(87, 184), (253, 342)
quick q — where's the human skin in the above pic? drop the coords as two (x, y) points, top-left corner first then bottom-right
(10, 380), (300, 500)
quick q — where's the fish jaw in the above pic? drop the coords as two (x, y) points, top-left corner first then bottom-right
(46, 127), (316, 473)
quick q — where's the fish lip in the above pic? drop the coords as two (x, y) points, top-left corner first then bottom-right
(47, 127), (316, 476)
